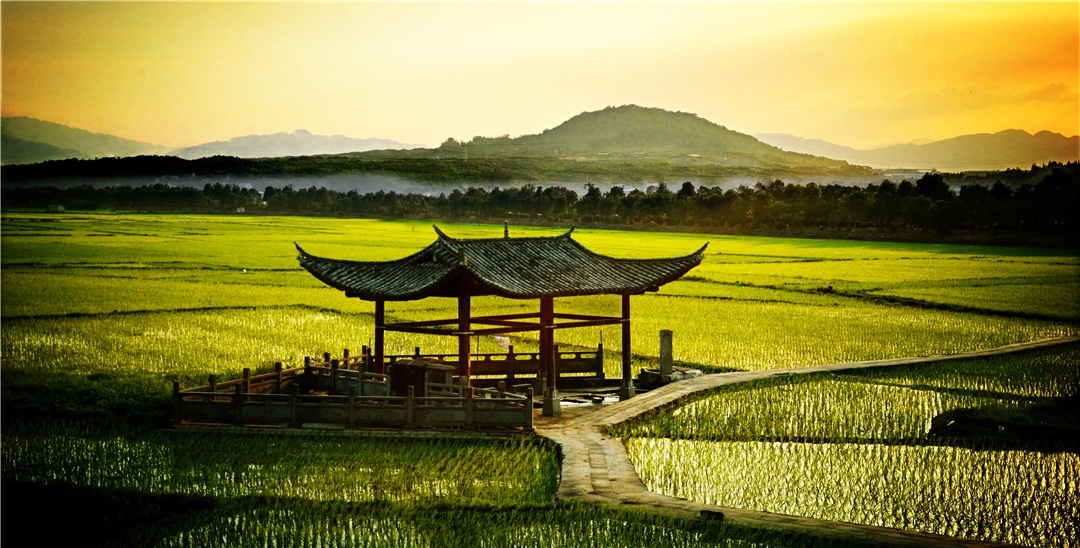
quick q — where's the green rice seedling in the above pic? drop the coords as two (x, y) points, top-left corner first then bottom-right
(2, 307), (377, 377)
(0, 267), (356, 318)
(868, 280), (1080, 321)
(1, 421), (559, 505)
(555, 293), (1074, 375)
(146, 499), (850, 548)
(625, 438), (1079, 548)
(616, 375), (1021, 443)
(844, 345), (1080, 399)
(616, 347), (1080, 548)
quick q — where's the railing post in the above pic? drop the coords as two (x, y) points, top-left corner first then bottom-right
(289, 384), (301, 428)
(347, 386), (357, 427)
(275, 362), (283, 393)
(208, 374), (217, 396)
(172, 381), (181, 425)
(660, 330), (674, 382)
(233, 383), (244, 425)
(524, 387), (534, 432)
(415, 346), (421, 357)
(361, 345), (370, 372)
(343, 348), (350, 369)
(507, 344), (516, 383)
(357, 365), (366, 396)
(304, 356), (312, 393)
(596, 342), (605, 379)
(497, 380), (506, 398)
(323, 352), (331, 366)
(463, 377), (475, 428)
(331, 359), (340, 394)
(405, 385), (415, 429)
(242, 368), (251, 393)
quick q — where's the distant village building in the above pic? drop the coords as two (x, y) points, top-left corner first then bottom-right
(236, 207), (246, 213)
(47, 204), (65, 213)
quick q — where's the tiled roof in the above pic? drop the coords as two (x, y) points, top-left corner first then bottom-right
(296, 226), (706, 301)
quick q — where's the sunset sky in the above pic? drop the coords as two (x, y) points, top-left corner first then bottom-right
(2, 1), (1077, 150)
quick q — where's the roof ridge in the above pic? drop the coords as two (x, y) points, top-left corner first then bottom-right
(569, 239), (709, 264)
(432, 224), (576, 243)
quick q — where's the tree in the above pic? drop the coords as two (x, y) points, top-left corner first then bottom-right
(677, 181), (696, 200)
(915, 173), (953, 202)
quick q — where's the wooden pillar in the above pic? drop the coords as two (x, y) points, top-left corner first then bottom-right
(540, 296), (560, 416)
(374, 300), (385, 374)
(458, 294), (471, 380)
(620, 293), (635, 400)
(541, 297), (555, 390)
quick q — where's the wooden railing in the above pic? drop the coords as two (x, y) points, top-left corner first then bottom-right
(173, 349), (534, 431)
(385, 344), (605, 386)
(173, 383), (533, 431)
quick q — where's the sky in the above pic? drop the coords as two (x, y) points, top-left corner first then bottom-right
(1, 1), (1077, 150)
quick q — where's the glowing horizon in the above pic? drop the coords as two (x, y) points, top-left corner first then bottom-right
(2, 2), (1077, 150)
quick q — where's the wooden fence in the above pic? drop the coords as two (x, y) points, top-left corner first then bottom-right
(173, 351), (534, 431)
(386, 343), (606, 388)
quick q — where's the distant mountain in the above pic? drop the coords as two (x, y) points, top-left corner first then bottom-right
(753, 134), (863, 161)
(755, 130), (1079, 171)
(1, 117), (167, 165)
(0, 134), (85, 165)
(864, 130), (1079, 171)
(421, 105), (853, 171)
(172, 130), (423, 159)
(3, 106), (871, 183)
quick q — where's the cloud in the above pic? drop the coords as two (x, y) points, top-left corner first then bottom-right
(1022, 82), (1077, 103)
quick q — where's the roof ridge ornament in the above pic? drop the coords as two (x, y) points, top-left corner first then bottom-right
(433, 224), (452, 240)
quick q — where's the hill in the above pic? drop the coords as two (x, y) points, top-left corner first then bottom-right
(1, 117), (168, 165)
(0, 134), (86, 165)
(756, 130), (1080, 171)
(172, 130), (423, 159)
(427, 105), (852, 171)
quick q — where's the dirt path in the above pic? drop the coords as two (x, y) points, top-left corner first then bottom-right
(534, 335), (1079, 547)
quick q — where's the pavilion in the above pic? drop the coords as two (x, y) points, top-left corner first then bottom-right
(295, 225), (706, 416)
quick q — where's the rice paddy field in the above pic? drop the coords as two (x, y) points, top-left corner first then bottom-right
(2, 212), (1078, 546)
(612, 347), (1080, 547)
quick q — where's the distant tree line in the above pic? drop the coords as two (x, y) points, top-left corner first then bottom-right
(0, 150), (870, 183)
(3, 162), (1076, 237)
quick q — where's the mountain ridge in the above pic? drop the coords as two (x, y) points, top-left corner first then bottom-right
(1, 117), (423, 165)
(1, 117), (168, 165)
(4, 108), (1076, 173)
(171, 130), (424, 159)
(755, 129), (1079, 171)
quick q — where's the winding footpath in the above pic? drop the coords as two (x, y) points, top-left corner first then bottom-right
(534, 336), (1080, 547)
